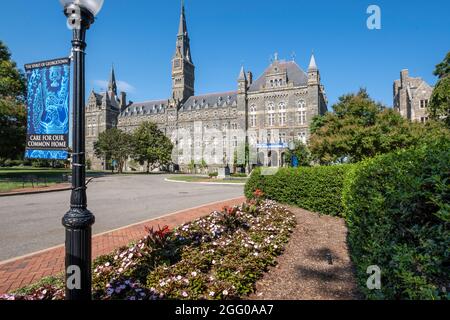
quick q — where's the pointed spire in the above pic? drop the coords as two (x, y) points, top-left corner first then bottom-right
(308, 53), (318, 71)
(108, 64), (117, 95)
(238, 66), (247, 81)
(178, 0), (187, 36)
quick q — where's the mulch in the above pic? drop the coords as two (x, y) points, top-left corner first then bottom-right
(248, 206), (362, 300)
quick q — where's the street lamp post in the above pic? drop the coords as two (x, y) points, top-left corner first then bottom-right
(60, 0), (104, 300)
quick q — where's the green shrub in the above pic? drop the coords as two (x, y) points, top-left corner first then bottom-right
(208, 172), (218, 178)
(2, 159), (24, 167)
(245, 165), (354, 216)
(343, 137), (450, 300)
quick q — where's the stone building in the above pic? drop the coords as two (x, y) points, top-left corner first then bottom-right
(394, 69), (433, 123)
(86, 2), (328, 172)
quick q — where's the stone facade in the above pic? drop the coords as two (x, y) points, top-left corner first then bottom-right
(394, 69), (433, 123)
(86, 2), (328, 172)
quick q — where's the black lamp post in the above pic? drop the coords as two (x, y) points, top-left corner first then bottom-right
(60, 0), (104, 301)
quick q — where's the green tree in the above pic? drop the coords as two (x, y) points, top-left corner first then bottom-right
(433, 51), (450, 79)
(94, 128), (133, 173)
(0, 41), (27, 161)
(429, 52), (450, 127)
(200, 158), (208, 173)
(285, 140), (311, 167)
(188, 159), (195, 173)
(309, 89), (421, 164)
(132, 121), (174, 173)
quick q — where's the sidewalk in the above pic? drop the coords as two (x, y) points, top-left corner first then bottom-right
(0, 196), (246, 294)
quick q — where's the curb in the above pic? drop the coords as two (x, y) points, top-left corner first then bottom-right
(0, 196), (246, 294)
(0, 184), (72, 198)
(0, 196), (246, 267)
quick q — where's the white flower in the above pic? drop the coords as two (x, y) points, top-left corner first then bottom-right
(254, 252), (259, 256)
(223, 290), (229, 296)
(191, 271), (197, 277)
(105, 262), (110, 267)
(209, 291), (215, 297)
(182, 291), (188, 297)
(177, 275), (182, 281)
(212, 260), (216, 265)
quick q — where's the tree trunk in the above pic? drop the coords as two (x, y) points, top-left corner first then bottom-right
(147, 162), (150, 173)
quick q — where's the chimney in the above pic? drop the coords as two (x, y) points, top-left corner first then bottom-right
(400, 69), (409, 87)
(120, 91), (127, 111)
(247, 71), (253, 85)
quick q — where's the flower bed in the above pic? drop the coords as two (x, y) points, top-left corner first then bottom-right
(1, 193), (296, 300)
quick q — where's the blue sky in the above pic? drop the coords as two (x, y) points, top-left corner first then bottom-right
(0, 0), (449, 107)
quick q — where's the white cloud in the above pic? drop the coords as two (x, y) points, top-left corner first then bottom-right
(92, 80), (136, 93)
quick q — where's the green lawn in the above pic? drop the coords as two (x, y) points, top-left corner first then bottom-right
(167, 175), (248, 184)
(0, 167), (107, 193)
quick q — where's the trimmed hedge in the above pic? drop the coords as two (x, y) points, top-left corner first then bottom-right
(245, 165), (354, 216)
(343, 138), (450, 300)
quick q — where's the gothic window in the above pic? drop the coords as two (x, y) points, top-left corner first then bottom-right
(250, 105), (257, 127)
(267, 103), (275, 126)
(231, 123), (238, 130)
(297, 100), (307, 125)
(279, 132), (286, 143)
(279, 102), (287, 126)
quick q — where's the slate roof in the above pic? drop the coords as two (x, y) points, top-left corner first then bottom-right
(179, 91), (237, 111)
(248, 61), (308, 92)
(120, 99), (168, 117)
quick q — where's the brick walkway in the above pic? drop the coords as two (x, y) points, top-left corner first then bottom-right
(0, 196), (246, 294)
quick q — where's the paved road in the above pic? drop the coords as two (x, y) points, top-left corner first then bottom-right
(0, 175), (244, 262)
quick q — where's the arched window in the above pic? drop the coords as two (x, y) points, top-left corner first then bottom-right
(279, 102), (287, 126)
(297, 100), (307, 125)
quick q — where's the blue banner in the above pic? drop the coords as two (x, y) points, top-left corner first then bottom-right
(24, 58), (70, 160)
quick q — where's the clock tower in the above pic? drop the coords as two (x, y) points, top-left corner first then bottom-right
(172, 0), (195, 104)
